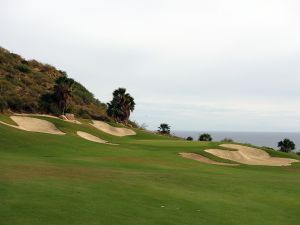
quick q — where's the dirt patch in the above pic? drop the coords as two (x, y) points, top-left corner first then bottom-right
(205, 144), (299, 166)
(91, 120), (136, 137)
(0, 116), (65, 135)
(179, 152), (239, 166)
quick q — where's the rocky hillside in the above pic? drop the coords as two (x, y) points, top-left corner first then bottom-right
(0, 47), (107, 119)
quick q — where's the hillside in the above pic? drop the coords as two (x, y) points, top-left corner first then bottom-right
(0, 47), (107, 119)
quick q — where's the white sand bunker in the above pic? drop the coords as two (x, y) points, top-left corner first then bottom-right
(179, 152), (239, 166)
(91, 120), (136, 137)
(77, 131), (116, 145)
(0, 116), (65, 135)
(11, 116), (65, 135)
(205, 144), (298, 166)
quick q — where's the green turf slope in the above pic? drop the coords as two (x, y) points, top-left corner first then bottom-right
(0, 116), (300, 225)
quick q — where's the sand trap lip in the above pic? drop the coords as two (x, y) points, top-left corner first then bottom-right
(77, 131), (118, 145)
(205, 144), (299, 166)
(14, 113), (58, 119)
(0, 116), (65, 135)
(14, 113), (81, 124)
(179, 152), (239, 166)
(91, 120), (136, 137)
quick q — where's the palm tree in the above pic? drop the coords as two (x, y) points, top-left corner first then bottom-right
(107, 88), (135, 124)
(107, 100), (122, 122)
(198, 133), (212, 141)
(54, 76), (75, 115)
(158, 123), (171, 134)
(278, 139), (295, 153)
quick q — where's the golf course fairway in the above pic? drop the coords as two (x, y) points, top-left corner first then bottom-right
(0, 115), (300, 225)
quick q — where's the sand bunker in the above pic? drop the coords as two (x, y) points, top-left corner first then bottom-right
(179, 152), (239, 166)
(0, 116), (65, 135)
(205, 144), (298, 166)
(77, 131), (109, 144)
(91, 120), (136, 137)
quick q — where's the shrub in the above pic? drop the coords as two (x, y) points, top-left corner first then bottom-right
(16, 64), (31, 73)
(0, 98), (7, 112)
(198, 133), (212, 141)
(158, 123), (171, 134)
(77, 108), (91, 119)
(186, 136), (193, 141)
(278, 139), (295, 153)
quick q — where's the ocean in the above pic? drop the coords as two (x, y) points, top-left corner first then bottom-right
(174, 131), (300, 151)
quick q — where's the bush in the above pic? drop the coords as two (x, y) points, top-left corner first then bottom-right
(186, 136), (193, 141)
(221, 138), (233, 143)
(0, 98), (7, 112)
(158, 123), (171, 134)
(198, 133), (212, 141)
(278, 139), (295, 153)
(16, 64), (31, 73)
(6, 95), (24, 111)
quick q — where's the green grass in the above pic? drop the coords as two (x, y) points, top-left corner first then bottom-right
(0, 114), (18, 126)
(0, 115), (300, 225)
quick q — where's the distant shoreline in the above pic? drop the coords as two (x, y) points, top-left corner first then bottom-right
(174, 131), (300, 151)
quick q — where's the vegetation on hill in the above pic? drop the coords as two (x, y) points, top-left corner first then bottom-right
(0, 47), (107, 119)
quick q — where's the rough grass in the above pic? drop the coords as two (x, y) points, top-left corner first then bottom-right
(0, 116), (300, 225)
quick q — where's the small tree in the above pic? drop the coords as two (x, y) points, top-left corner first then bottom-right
(198, 133), (212, 141)
(158, 123), (171, 134)
(186, 136), (193, 141)
(278, 139), (295, 153)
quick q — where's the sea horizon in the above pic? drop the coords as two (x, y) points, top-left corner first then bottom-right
(174, 130), (300, 151)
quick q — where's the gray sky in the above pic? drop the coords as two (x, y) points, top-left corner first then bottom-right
(1, 0), (300, 131)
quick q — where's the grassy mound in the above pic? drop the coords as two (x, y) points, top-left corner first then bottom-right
(0, 116), (300, 225)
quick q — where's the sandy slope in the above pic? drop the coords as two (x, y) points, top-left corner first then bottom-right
(205, 144), (298, 166)
(0, 116), (65, 135)
(77, 131), (108, 144)
(91, 120), (136, 137)
(179, 152), (239, 166)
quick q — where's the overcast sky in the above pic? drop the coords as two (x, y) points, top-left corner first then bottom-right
(1, 0), (300, 131)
